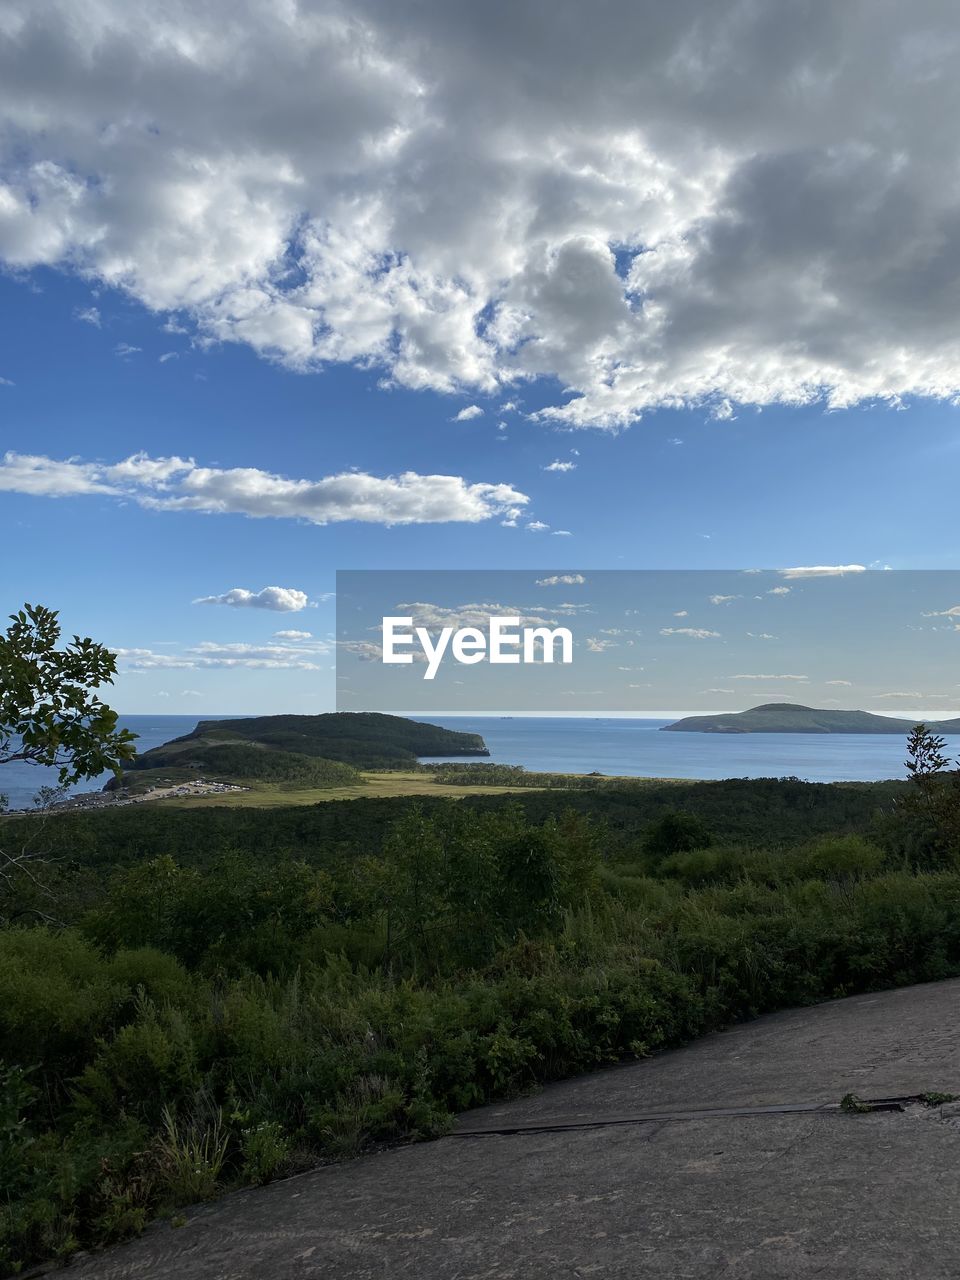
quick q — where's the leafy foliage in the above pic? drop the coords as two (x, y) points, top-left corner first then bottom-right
(0, 604), (137, 787)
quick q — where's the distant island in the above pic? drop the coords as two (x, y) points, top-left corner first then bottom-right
(662, 702), (960, 735)
(107, 712), (489, 794)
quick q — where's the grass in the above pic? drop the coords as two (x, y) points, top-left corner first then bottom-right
(155, 771), (553, 807)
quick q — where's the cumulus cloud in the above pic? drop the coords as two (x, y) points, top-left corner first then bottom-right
(767, 586), (792, 596)
(0, 451), (528, 525)
(6, 4), (960, 425)
(193, 586), (311, 612)
(536, 573), (586, 586)
(74, 306), (100, 326)
(779, 565), (866, 579)
(709, 594), (740, 605)
(453, 405), (483, 421)
(543, 460), (577, 472)
(274, 629), (312, 640)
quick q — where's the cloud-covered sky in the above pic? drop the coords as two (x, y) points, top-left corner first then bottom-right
(3, 1), (960, 713)
(5, 1), (960, 427)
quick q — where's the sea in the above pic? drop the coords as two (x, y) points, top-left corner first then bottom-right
(3, 713), (956, 811)
(1, 715), (211, 811)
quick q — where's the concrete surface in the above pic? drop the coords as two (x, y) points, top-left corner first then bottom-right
(57, 978), (960, 1279)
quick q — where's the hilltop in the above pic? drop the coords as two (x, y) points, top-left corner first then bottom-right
(662, 702), (960, 734)
(107, 712), (489, 794)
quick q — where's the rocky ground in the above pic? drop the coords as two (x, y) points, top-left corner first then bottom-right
(49, 977), (960, 1279)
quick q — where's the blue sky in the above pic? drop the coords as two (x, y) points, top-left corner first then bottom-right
(3, 269), (960, 713)
(2, 2), (960, 713)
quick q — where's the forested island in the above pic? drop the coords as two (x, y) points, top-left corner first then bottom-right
(105, 712), (489, 795)
(663, 702), (960, 734)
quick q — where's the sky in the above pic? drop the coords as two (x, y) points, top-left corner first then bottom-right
(337, 570), (960, 719)
(2, 1), (960, 714)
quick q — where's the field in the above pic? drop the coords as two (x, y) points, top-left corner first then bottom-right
(155, 769), (684, 808)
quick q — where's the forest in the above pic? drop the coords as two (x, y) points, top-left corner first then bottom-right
(2, 741), (960, 1274)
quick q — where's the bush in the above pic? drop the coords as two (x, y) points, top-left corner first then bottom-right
(3, 795), (960, 1273)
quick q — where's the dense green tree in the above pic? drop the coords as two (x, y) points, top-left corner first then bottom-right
(642, 810), (715, 863)
(895, 723), (960, 868)
(0, 604), (137, 915)
(0, 604), (137, 796)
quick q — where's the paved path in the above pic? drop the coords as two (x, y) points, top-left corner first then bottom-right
(59, 979), (960, 1279)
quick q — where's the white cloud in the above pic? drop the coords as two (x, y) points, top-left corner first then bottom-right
(747, 631), (777, 639)
(0, 450), (529, 526)
(709, 593), (740, 605)
(703, 688), (735, 694)
(74, 306), (100, 326)
(779, 565), (866, 579)
(826, 679), (852, 686)
(453, 404), (483, 421)
(923, 605), (960, 617)
(0, 376), (14, 386)
(158, 351), (178, 363)
(117, 637), (332, 671)
(673, 610), (688, 617)
(114, 343), (141, 358)
(767, 586), (792, 596)
(660, 627), (721, 639)
(274, 629), (313, 640)
(392, 600), (571, 631)
(5, 4), (960, 425)
(536, 573), (585, 586)
(731, 673), (808, 680)
(526, 520), (550, 531)
(193, 586), (311, 612)
(552, 529), (573, 536)
(871, 691), (955, 701)
(543, 460), (577, 472)
(585, 636), (614, 652)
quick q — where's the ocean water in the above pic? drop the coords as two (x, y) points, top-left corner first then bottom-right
(419, 716), (960, 785)
(2, 713), (951, 810)
(0, 715), (215, 811)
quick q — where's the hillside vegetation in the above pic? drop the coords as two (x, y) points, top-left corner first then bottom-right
(663, 701), (960, 734)
(2, 734), (959, 1274)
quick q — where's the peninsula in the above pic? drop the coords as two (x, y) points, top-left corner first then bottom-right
(662, 702), (960, 734)
(105, 711), (489, 795)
